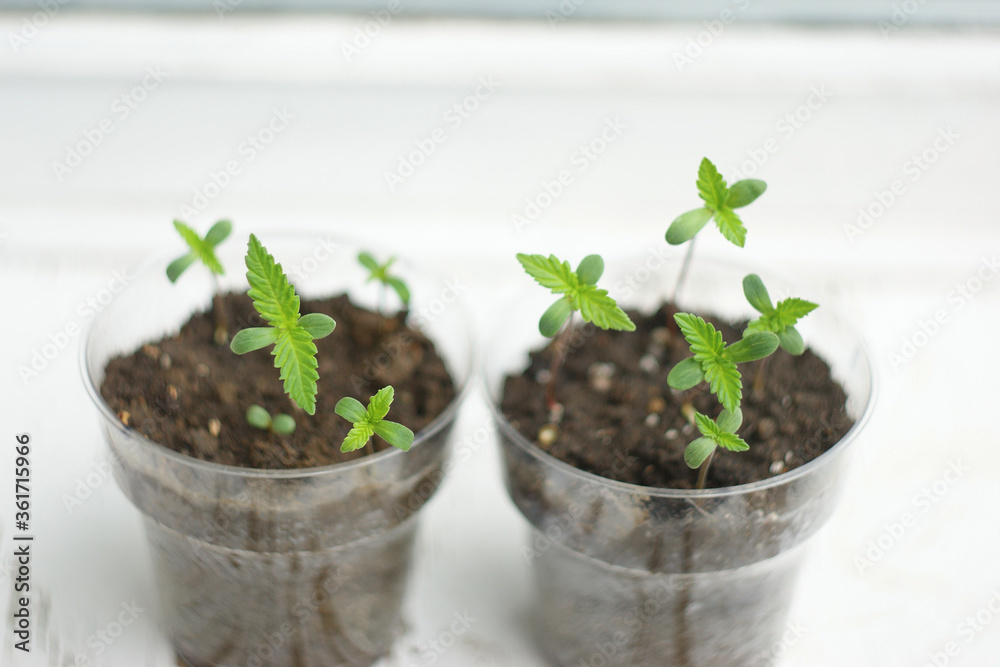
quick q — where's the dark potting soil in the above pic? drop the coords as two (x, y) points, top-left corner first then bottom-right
(100, 292), (456, 469)
(500, 304), (855, 490)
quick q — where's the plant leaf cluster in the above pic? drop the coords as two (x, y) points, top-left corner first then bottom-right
(517, 253), (635, 337)
(246, 405), (296, 435)
(167, 220), (232, 282)
(335, 386), (414, 453)
(665, 158), (766, 248)
(230, 234), (336, 415)
(742, 274), (818, 355)
(358, 251), (410, 307)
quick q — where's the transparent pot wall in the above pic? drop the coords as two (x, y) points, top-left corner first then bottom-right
(83, 236), (473, 667)
(485, 257), (874, 667)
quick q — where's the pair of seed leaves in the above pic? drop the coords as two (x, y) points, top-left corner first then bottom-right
(665, 158), (766, 249)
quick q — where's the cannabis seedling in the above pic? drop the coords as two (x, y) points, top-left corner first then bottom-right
(246, 405), (296, 435)
(229, 234), (337, 415)
(742, 273), (819, 393)
(358, 251), (410, 314)
(667, 312), (778, 486)
(517, 253), (635, 412)
(665, 158), (766, 302)
(167, 219), (233, 344)
(335, 386), (414, 454)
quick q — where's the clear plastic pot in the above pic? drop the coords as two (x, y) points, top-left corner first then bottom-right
(82, 235), (473, 667)
(484, 257), (875, 667)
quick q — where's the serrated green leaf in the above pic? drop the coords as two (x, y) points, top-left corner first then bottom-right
(517, 253), (577, 294)
(674, 314), (741, 413)
(246, 405), (271, 430)
(386, 276), (411, 306)
(695, 411), (749, 452)
(366, 386), (394, 422)
(230, 327), (278, 354)
(334, 397), (367, 423)
(773, 298), (819, 328)
(174, 220), (225, 275)
(575, 286), (635, 331)
(166, 253), (196, 283)
(341, 423), (375, 452)
(777, 326), (805, 355)
(665, 207), (714, 245)
(684, 437), (716, 469)
(742, 274), (773, 314)
(273, 327), (320, 414)
(245, 234), (300, 328)
(271, 414), (296, 434)
(576, 255), (604, 286)
(725, 331), (779, 363)
(713, 207), (747, 248)
(674, 313), (726, 362)
(204, 220), (232, 247)
(540, 298), (572, 337)
(298, 313), (336, 340)
(727, 180), (767, 209)
(667, 356), (704, 391)
(696, 158), (728, 211)
(373, 420), (414, 451)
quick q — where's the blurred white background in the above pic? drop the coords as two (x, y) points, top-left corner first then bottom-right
(1, 7), (999, 666)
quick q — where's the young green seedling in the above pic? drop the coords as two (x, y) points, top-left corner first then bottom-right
(335, 386), (414, 454)
(358, 251), (410, 314)
(665, 158), (766, 302)
(517, 253), (635, 412)
(229, 234), (337, 415)
(167, 219), (232, 344)
(667, 312), (778, 486)
(246, 404), (296, 435)
(742, 273), (819, 393)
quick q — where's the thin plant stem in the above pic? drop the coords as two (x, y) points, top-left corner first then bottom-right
(545, 314), (575, 412)
(696, 449), (715, 490)
(364, 438), (375, 458)
(672, 238), (697, 306)
(752, 355), (771, 396)
(210, 274), (229, 345)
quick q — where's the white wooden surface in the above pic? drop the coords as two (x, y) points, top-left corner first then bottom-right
(2, 14), (999, 666)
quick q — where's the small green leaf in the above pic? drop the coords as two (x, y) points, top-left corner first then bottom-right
(204, 220), (233, 247)
(742, 274), (773, 314)
(773, 298), (819, 329)
(166, 253), (196, 283)
(575, 286), (635, 332)
(517, 253), (577, 294)
(576, 255), (604, 286)
(716, 407), (743, 433)
(246, 405), (271, 430)
(727, 180), (767, 209)
(684, 437), (716, 469)
(298, 313), (336, 340)
(674, 313), (742, 414)
(695, 410), (749, 452)
(334, 397), (367, 423)
(386, 277), (411, 306)
(174, 220), (225, 276)
(366, 386), (394, 422)
(725, 331), (779, 363)
(696, 158), (729, 211)
(245, 234), (300, 329)
(341, 424), (375, 452)
(230, 327), (279, 354)
(667, 356), (705, 391)
(713, 207), (747, 248)
(777, 326), (805, 355)
(373, 420), (414, 451)
(674, 313), (726, 362)
(539, 298), (573, 337)
(358, 251), (380, 272)
(665, 208), (713, 246)
(271, 414), (296, 434)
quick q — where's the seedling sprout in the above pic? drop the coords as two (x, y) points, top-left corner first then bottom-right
(167, 219), (232, 344)
(246, 405), (296, 435)
(335, 386), (414, 454)
(358, 251), (410, 314)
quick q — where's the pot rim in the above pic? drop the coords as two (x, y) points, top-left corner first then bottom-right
(80, 231), (476, 480)
(482, 255), (878, 500)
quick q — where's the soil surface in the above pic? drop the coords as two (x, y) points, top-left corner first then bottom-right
(101, 292), (456, 469)
(501, 304), (854, 489)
